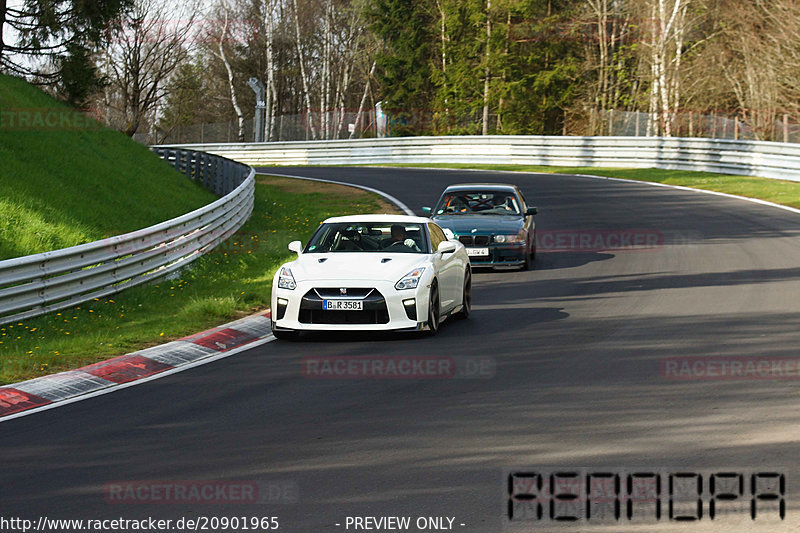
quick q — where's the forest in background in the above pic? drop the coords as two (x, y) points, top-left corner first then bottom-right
(3, 0), (800, 141)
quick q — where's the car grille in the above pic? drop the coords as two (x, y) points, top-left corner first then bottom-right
(458, 235), (491, 246)
(312, 288), (374, 299)
(298, 288), (390, 324)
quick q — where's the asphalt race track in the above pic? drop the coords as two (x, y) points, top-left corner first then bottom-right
(2, 167), (800, 532)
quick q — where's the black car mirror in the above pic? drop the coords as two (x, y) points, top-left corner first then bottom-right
(526, 206), (538, 216)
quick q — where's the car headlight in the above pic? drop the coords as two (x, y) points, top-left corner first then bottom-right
(277, 266), (296, 290)
(395, 267), (426, 290)
(495, 232), (525, 244)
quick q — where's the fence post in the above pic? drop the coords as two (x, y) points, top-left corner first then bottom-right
(784, 114), (789, 143)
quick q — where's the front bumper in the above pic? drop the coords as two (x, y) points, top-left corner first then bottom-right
(272, 279), (430, 332)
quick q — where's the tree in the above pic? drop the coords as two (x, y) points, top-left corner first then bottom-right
(0, 0), (132, 104)
(369, 0), (436, 135)
(158, 61), (209, 139)
(581, 0), (638, 134)
(494, 0), (583, 134)
(213, 2), (246, 141)
(696, 0), (800, 140)
(56, 43), (107, 108)
(101, 0), (197, 136)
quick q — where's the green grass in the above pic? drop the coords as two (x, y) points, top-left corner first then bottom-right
(0, 175), (399, 384)
(376, 163), (800, 209)
(0, 74), (217, 259)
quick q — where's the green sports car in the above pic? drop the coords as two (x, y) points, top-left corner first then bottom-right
(422, 183), (538, 270)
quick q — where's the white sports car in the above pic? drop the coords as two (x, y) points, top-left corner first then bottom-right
(270, 214), (471, 338)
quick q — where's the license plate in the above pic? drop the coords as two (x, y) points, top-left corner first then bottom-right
(466, 248), (489, 257)
(323, 300), (363, 311)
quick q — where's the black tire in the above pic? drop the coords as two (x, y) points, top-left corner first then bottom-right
(426, 282), (440, 335)
(271, 322), (297, 340)
(520, 232), (535, 270)
(455, 268), (471, 319)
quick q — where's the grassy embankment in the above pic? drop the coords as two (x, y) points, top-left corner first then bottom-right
(0, 75), (397, 384)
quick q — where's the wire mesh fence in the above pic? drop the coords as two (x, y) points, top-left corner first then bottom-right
(134, 108), (800, 144)
(601, 109), (800, 143)
(134, 110), (381, 145)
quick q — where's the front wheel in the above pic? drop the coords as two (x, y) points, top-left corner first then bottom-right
(455, 269), (471, 319)
(426, 282), (440, 335)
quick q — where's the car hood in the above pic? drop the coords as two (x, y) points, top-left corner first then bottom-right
(288, 253), (428, 283)
(432, 214), (524, 235)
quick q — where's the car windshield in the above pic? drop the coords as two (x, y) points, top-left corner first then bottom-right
(433, 191), (521, 215)
(305, 222), (428, 253)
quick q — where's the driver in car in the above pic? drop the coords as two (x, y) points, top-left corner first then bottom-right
(384, 224), (419, 251)
(492, 194), (514, 211)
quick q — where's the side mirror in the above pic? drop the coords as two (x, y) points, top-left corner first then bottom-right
(437, 241), (457, 254)
(288, 241), (303, 254)
(526, 206), (538, 216)
(421, 206), (432, 215)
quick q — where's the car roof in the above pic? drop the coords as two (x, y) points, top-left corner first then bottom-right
(441, 183), (520, 193)
(322, 214), (431, 224)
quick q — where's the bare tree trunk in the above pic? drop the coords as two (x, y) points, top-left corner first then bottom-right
(218, 9), (245, 141)
(292, 0), (318, 139)
(669, 1), (688, 135)
(351, 60), (376, 139)
(0, 0), (6, 61)
(265, 0), (276, 141)
(646, 1), (658, 135)
(482, 0), (492, 135)
(646, 0), (684, 137)
(334, 7), (362, 138)
(335, 64), (351, 138)
(320, 0), (332, 139)
(587, 0), (609, 114)
(435, 0), (448, 120)
(497, 8), (510, 132)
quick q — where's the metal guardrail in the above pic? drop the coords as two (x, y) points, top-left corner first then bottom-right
(0, 149), (255, 326)
(163, 135), (800, 183)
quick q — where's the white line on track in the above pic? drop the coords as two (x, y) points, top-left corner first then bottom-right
(570, 173), (800, 216)
(0, 336), (276, 424)
(259, 171), (416, 215)
(362, 164), (800, 216)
